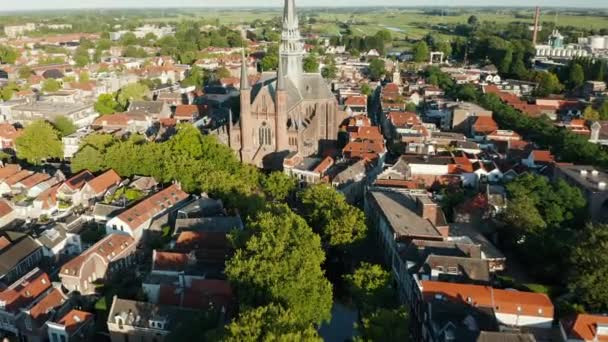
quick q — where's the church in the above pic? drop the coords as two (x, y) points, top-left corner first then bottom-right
(226, 0), (339, 168)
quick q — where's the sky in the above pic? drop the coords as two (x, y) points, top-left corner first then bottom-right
(1, 0), (607, 11)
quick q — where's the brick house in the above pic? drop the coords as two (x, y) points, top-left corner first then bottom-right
(59, 234), (136, 295)
(105, 184), (189, 241)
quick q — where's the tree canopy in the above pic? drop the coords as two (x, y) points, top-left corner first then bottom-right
(222, 304), (322, 342)
(41, 78), (61, 93)
(569, 223), (608, 312)
(117, 83), (149, 109)
(226, 204), (333, 327)
(15, 120), (63, 165)
(300, 184), (367, 248)
(94, 93), (121, 115)
(52, 116), (77, 137)
(303, 53), (320, 73)
(261, 172), (296, 202)
(368, 58), (386, 80)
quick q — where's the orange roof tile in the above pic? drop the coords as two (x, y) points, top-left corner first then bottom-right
(4, 170), (33, 186)
(174, 105), (199, 118)
(18, 173), (51, 189)
(565, 314), (608, 341)
(0, 270), (51, 313)
(0, 123), (23, 140)
(175, 231), (229, 251)
(63, 170), (95, 191)
(153, 251), (190, 272)
(0, 164), (21, 181)
(531, 150), (555, 163)
(421, 280), (553, 318)
(36, 184), (60, 210)
(345, 95), (367, 107)
(313, 156), (334, 174)
(0, 199), (13, 218)
(28, 288), (67, 324)
(56, 309), (93, 334)
(86, 169), (121, 195)
(0, 237), (11, 251)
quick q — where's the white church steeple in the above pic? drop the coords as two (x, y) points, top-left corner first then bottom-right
(280, 0), (305, 81)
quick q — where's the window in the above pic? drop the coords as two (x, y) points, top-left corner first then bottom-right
(259, 125), (272, 146)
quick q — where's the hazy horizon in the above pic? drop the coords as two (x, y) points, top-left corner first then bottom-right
(1, 0), (608, 12)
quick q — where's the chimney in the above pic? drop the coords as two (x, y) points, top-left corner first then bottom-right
(417, 197), (438, 225)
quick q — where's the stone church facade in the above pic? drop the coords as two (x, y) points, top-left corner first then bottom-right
(225, 0), (339, 168)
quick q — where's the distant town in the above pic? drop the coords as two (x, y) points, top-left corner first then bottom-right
(0, 1), (607, 342)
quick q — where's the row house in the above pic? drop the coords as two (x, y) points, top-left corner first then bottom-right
(0, 233), (43, 285)
(344, 95), (368, 114)
(0, 123), (22, 153)
(364, 187), (449, 305)
(18, 287), (70, 342)
(56, 170), (95, 208)
(561, 313), (608, 342)
(92, 113), (154, 134)
(417, 280), (554, 342)
(80, 169), (122, 206)
(107, 297), (196, 342)
(0, 268), (51, 336)
(0, 200), (15, 228)
(59, 233), (136, 295)
(36, 222), (84, 262)
(106, 184), (189, 241)
(283, 153), (334, 187)
(46, 309), (94, 342)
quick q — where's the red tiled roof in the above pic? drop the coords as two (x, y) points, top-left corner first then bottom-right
(472, 116), (498, 134)
(62, 170), (95, 191)
(36, 184), (60, 210)
(0, 237), (11, 251)
(531, 150), (554, 163)
(153, 251), (190, 272)
(388, 111), (421, 127)
(343, 140), (385, 161)
(3, 170), (33, 186)
(564, 314), (608, 341)
(158, 279), (234, 310)
(175, 231), (229, 251)
(0, 123), (23, 140)
(117, 184), (189, 231)
(0, 199), (13, 218)
(345, 95), (367, 107)
(0, 270), (51, 313)
(56, 309), (93, 334)
(383, 83), (400, 94)
(93, 113), (148, 127)
(174, 105), (199, 118)
(86, 169), (121, 195)
(313, 156), (334, 174)
(60, 234), (134, 278)
(0, 164), (21, 181)
(28, 288), (67, 324)
(350, 126), (383, 142)
(18, 173), (51, 189)
(421, 280), (554, 318)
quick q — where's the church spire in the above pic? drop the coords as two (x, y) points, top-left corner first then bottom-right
(240, 47), (249, 90)
(283, 0), (299, 31)
(280, 0), (304, 81)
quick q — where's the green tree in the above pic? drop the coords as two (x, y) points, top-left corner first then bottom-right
(368, 58), (386, 80)
(405, 102), (417, 112)
(300, 184), (367, 248)
(467, 15), (479, 26)
(303, 54), (320, 73)
(261, 172), (296, 202)
(215, 67), (231, 79)
(355, 308), (410, 342)
(117, 83), (149, 108)
(375, 29), (392, 44)
(18, 66), (33, 79)
(569, 223), (608, 312)
(15, 120), (63, 165)
(569, 63), (585, 89)
(226, 204), (332, 326)
(260, 45), (279, 71)
(361, 84), (373, 97)
(599, 100), (608, 120)
(345, 263), (393, 314)
(71, 145), (105, 172)
(321, 55), (338, 79)
(0, 46), (19, 64)
(52, 116), (77, 137)
(412, 41), (429, 63)
(41, 79), (61, 93)
(94, 93), (120, 115)
(223, 304), (322, 342)
(533, 71), (564, 96)
(583, 106), (600, 121)
(73, 47), (90, 67)
(181, 65), (205, 88)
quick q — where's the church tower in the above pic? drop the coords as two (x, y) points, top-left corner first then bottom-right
(276, 59), (289, 152)
(280, 0), (304, 81)
(239, 48), (254, 161)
